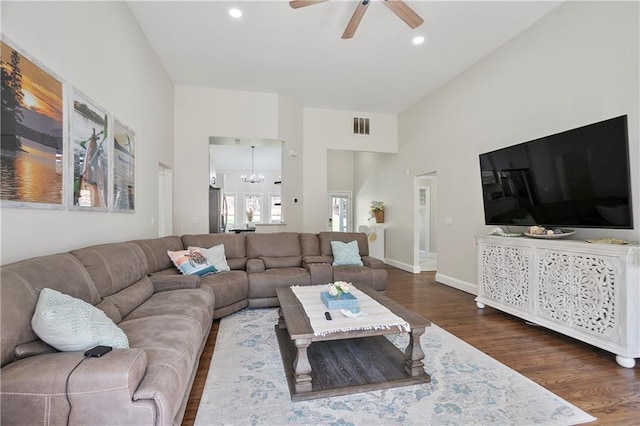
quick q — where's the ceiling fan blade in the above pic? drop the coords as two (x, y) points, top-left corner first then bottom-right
(382, 0), (424, 29)
(289, 0), (328, 9)
(342, 1), (370, 39)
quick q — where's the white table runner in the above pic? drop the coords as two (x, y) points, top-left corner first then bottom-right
(290, 285), (410, 337)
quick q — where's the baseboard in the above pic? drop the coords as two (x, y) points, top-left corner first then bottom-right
(385, 258), (420, 274)
(435, 273), (477, 295)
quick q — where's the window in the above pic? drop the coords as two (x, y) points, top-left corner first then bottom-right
(224, 193), (236, 227)
(270, 194), (282, 223)
(244, 193), (262, 223)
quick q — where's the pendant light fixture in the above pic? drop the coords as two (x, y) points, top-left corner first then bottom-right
(240, 146), (265, 183)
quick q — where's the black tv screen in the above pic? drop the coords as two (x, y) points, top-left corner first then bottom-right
(479, 115), (633, 229)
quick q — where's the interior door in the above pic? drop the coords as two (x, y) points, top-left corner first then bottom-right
(328, 192), (352, 232)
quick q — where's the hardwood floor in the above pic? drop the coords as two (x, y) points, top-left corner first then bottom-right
(183, 267), (639, 425)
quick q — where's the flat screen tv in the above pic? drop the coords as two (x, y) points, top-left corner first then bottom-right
(479, 115), (633, 229)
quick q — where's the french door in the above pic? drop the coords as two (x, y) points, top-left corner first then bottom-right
(328, 191), (352, 232)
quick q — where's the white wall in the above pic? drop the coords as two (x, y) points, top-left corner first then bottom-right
(1, 2), (174, 264)
(302, 108), (398, 232)
(327, 150), (355, 191)
(391, 1), (639, 290)
(173, 88), (306, 234)
(173, 87), (279, 234)
(277, 95), (304, 231)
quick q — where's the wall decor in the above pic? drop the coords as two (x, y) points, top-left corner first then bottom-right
(70, 89), (110, 210)
(112, 119), (135, 211)
(0, 39), (65, 207)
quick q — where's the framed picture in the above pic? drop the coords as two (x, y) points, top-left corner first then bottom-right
(1, 38), (65, 208)
(69, 89), (110, 210)
(112, 119), (135, 211)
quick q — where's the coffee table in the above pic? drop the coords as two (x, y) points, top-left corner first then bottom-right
(275, 285), (431, 401)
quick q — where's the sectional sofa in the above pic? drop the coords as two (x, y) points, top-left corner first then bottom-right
(1, 231), (386, 425)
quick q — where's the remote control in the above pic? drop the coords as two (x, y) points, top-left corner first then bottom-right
(84, 345), (112, 357)
(324, 311), (332, 320)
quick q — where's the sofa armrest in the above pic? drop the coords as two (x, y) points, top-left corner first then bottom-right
(302, 255), (331, 265)
(304, 262), (334, 285)
(149, 274), (200, 292)
(1, 349), (149, 425)
(246, 258), (265, 274)
(362, 256), (384, 269)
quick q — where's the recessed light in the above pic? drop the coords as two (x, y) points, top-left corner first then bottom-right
(412, 36), (425, 45)
(229, 8), (242, 18)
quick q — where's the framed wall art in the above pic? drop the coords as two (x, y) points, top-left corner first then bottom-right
(1, 38), (65, 208)
(69, 89), (110, 210)
(112, 119), (135, 211)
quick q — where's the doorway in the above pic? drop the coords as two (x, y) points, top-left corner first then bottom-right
(415, 174), (437, 272)
(158, 164), (173, 237)
(328, 191), (352, 232)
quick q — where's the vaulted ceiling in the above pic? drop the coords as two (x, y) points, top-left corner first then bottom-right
(128, 1), (562, 114)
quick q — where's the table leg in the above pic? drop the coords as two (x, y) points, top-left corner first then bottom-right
(293, 338), (313, 393)
(404, 326), (426, 376)
(277, 307), (287, 330)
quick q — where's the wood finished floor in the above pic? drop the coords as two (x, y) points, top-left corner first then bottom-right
(183, 266), (640, 425)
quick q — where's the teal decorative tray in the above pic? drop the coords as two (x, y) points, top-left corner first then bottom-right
(321, 291), (359, 310)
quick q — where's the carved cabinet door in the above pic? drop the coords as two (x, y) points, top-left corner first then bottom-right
(479, 242), (531, 311)
(535, 249), (620, 343)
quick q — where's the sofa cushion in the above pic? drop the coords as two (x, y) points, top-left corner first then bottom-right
(260, 255), (302, 269)
(333, 266), (387, 291)
(248, 268), (311, 299)
(247, 232), (301, 258)
(123, 287), (214, 337)
(181, 234), (247, 270)
(103, 278), (155, 321)
(331, 240), (364, 266)
(131, 236), (184, 274)
(319, 232), (369, 257)
(72, 242), (149, 298)
(190, 244), (230, 273)
(167, 248), (217, 276)
(199, 270), (248, 310)
(31, 288), (129, 351)
(119, 313), (207, 425)
(300, 233), (321, 256)
(1, 253), (102, 367)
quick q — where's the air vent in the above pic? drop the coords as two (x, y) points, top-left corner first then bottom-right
(353, 117), (370, 135)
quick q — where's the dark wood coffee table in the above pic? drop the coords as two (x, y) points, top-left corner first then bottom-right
(275, 285), (431, 401)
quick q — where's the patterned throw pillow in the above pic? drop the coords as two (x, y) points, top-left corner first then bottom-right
(189, 244), (230, 273)
(331, 240), (364, 267)
(167, 248), (217, 276)
(31, 288), (129, 352)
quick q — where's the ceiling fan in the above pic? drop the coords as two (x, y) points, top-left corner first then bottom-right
(289, 0), (424, 39)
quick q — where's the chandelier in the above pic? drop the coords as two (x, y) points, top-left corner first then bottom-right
(240, 146), (264, 183)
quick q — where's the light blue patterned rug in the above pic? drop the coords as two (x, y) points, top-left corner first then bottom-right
(195, 308), (595, 426)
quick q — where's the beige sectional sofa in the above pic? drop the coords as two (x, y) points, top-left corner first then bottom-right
(1, 231), (386, 425)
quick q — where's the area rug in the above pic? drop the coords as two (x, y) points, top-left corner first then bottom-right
(195, 308), (595, 426)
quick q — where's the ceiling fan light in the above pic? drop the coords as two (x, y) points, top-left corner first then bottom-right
(412, 36), (425, 45)
(229, 8), (242, 18)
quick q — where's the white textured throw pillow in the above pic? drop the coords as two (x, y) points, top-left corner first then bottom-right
(331, 240), (364, 266)
(31, 288), (129, 352)
(191, 244), (231, 273)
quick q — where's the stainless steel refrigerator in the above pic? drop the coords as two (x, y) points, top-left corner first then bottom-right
(209, 186), (227, 233)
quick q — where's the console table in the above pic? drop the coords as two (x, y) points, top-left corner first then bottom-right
(475, 235), (640, 368)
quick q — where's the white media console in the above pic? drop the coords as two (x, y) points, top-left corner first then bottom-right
(475, 235), (640, 368)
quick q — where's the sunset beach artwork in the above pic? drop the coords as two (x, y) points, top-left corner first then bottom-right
(1, 40), (64, 206)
